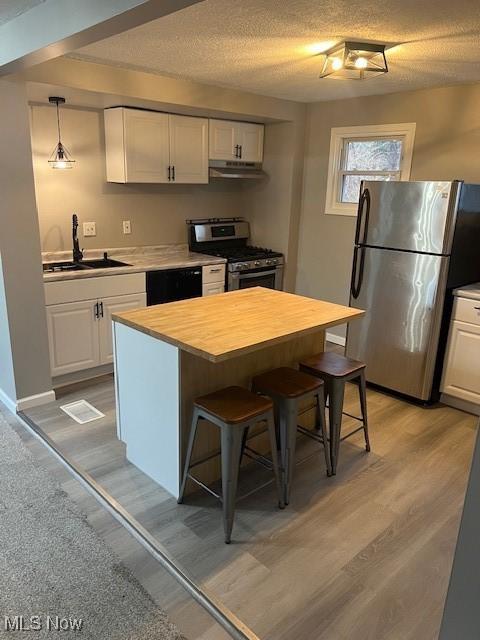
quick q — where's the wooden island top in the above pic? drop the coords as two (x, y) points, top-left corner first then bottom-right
(113, 287), (364, 363)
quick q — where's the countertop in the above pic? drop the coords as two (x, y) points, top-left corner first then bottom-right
(42, 245), (226, 282)
(112, 287), (364, 362)
(454, 283), (480, 301)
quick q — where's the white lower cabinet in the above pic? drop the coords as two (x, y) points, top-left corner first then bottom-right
(46, 300), (100, 377)
(441, 295), (480, 406)
(99, 293), (146, 364)
(45, 274), (146, 378)
(441, 320), (480, 403)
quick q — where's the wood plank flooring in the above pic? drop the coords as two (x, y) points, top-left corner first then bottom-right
(22, 345), (478, 640)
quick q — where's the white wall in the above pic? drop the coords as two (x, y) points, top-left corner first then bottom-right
(30, 103), (246, 252)
(296, 82), (480, 339)
(0, 80), (52, 407)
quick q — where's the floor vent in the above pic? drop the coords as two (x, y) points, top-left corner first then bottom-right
(60, 400), (105, 424)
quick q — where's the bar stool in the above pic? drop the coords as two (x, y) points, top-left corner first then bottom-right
(299, 352), (371, 475)
(178, 386), (284, 544)
(252, 367), (331, 505)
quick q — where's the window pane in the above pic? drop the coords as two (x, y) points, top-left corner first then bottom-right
(341, 174), (396, 204)
(344, 139), (402, 171)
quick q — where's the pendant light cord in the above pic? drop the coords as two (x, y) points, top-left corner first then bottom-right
(56, 101), (62, 143)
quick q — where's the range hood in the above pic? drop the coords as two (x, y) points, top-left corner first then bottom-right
(209, 160), (267, 180)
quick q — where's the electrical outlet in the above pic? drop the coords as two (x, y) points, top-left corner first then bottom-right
(83, 222), (96, 237)
(123, 220), (131, 235)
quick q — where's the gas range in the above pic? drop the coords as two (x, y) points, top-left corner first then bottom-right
(187, 218), (284, 290)
(199, 245), (283, 272)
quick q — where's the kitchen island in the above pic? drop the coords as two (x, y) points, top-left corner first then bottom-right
(112, 287), (364, 497)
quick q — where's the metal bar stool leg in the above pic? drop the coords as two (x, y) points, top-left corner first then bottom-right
(266, 413), (285, 509)
(316, 386), (332, 477)
(220, 425), (246, 544)
(328, 378), (345, 476)
(358, 370), (371, 452)
(283, 399), (299, 505)
(178, 407), (200, 503)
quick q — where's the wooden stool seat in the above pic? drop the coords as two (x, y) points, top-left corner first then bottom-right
(195, 386), (273, 425)
(252, 367), (323, 398)
(300, 352), (365, 379)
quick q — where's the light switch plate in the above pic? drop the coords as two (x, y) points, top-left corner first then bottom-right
(83, 222), (96, 237)
(123, 220), (131, 235)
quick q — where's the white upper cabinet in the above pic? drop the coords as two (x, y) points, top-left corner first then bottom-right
(104, 108), (208, 184)
(123, 109), (170, 183)
(209, 119), (264, 162)
(235, 121), (264, 162)
(169, 115), (208, 184)
(209, 119), (238, 161)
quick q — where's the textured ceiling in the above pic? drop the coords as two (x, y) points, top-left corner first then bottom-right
(71, 0), (480, 103)
(0, 0), (45, 25)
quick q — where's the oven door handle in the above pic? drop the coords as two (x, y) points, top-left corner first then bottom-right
(235, 268), (278, 279)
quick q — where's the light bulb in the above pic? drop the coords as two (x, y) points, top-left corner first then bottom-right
(52, 160), (69, 169)
(354, 56), (368, 69)
(331, 57), (343, 71)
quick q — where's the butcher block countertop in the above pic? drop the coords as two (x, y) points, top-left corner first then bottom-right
(113, 287), (364, 362)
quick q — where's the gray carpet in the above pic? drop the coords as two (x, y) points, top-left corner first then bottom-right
(0, 413), (186, 639)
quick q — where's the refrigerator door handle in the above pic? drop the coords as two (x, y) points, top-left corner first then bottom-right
(351, 246), (366, 300)
(355, 186), (370, 246)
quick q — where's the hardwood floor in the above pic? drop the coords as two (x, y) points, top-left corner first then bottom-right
(22, 345), (478, 640)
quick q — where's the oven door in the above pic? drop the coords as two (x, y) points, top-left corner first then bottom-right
(228, 267), (284, 291)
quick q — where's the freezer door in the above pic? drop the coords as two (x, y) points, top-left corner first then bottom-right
(347, 247), (450, 400)
(358, 181), (459, 254)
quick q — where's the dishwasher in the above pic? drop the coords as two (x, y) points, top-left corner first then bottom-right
(146, 267), (203, 305)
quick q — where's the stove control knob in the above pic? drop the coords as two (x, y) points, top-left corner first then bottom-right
(254, 261), (261, 266)
(266, 260), (272, 265)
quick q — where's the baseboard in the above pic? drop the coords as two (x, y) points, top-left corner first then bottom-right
(16, 390), (56, 412)
(53, 364), (113, 390)
(326, 332), (346, 347)
(440, 393), (480, 417)
(0, 387), (17, 415)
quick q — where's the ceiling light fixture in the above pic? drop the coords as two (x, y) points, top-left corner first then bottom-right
(48, 96), (75, 169)
(320, 41), (388, 79)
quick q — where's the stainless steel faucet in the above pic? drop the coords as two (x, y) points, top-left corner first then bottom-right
(72, 214), (83, 263)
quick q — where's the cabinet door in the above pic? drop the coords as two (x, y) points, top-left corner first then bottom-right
(124, 109), (170, 183)
(202, 282), (225, 297)
(99, 293), (147, 365)
(46, 301), (100, 377)
(441, 320), (480, 403)
(209, 119), (237, 160)
(169, 115), (208, 184)
(236, 122), (264, 162)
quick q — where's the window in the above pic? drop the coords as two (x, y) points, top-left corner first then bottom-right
(325, 123), (416, 216)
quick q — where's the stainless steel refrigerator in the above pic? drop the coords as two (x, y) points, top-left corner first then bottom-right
(346, 180), (480, 402)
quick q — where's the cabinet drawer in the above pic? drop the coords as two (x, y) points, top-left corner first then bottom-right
(203, 282), (225, 297)
(45, 273), (146, 305)
(453, 297), (480, 326)
(202, 264), (226, 284)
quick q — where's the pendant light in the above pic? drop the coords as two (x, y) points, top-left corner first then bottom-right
(48, 96), (75, 169)
(320, 41), (388, 79)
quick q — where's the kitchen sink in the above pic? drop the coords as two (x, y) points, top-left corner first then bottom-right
(43, 261), (90, 273)
(79, 258), (130, 269)
(43, 258), (130, 273)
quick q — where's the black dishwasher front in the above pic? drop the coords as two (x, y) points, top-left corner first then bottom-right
(146, 268), (202, 305)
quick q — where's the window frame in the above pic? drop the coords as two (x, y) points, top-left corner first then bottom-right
(324, 123), (416, 216)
